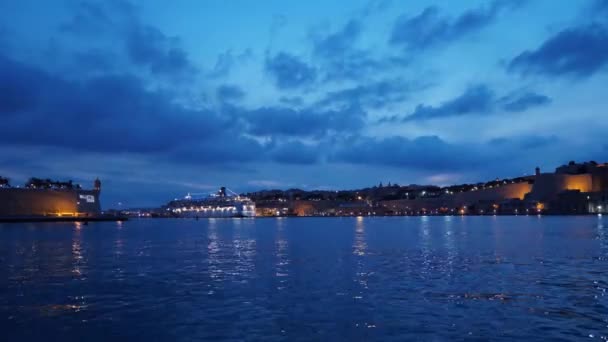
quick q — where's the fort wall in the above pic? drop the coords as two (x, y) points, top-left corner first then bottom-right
(0, 188), (101, 217)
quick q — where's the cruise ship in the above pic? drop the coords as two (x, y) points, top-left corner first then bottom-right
(166, 187), (255, 218)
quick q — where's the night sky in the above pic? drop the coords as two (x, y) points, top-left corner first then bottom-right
(1, 0), (607, 208)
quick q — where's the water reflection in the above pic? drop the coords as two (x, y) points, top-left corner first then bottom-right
(207, 218), (222, 285)
(233, 218), (256, 281)
(598, 216), (607, 261)
(353, 216), (366, 256)
(71, 223), (85, 279)
(275, 218), (289, 291)
(352, 216), (369, 300)
(418, 216), (432, 276)
(114, 221), (124, 257)
(443, 216), (456, 277)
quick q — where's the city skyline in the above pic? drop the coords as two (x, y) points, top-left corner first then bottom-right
(1, 0), (608, 207)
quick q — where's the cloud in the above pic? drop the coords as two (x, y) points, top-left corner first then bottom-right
(316, 78), (427, 110)
(59, 0), (114, 35)
(320, 50), (406, 82)
(331, 135), (480, 170)
(231, 103), (366, 138)
(311, 20), (407, 81)
(125, 25), (196, 77)
(330, 133), (577, 176)
(313, 20), (362, 59)
(265, 52), (317, 89)
(592, 0), (608, 13)
(403, 85), (495, 121)
(0, 51), (372, 170)
(489, 135), (558, 149)
(380, 85), (550, 122)
(498, 91), (551, 112)
(0, 54), (230, 155)
(0, 55), (52, 114)
(72, 49), (117, 73)
(508, 24), (608, 78)
(390, 0), (525, 50)
(60, 0), (196, 79)
(216, 84), (245, 103)
(269, 141), (319, 164)
(207, 49), (253, 78)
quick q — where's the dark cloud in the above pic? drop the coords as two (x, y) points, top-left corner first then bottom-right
(592, 0), (608, 13)
(403, 85), (495, 121)
(265, 52), (317, 89)
(216, 84), (245, 103)
(317, 78), (427, 110)
(380, 85), (550, 122)
(59, 1), (113, 35)
(72, 49), (116, 72)
(312, 20), (407, 81)
(321, 50), (406, 82)
(489, 135), (558, 149)
(0, 52), (370, 168)
(390, 0), (525, 50)
(498, 91), (551, 112)
(60, 0), (195, 79)
(167, 135), (267, 165)
(126, 25), (196, 77)
(330, 133), (576, 175)
(233, 103), (365, 138)
(508, 24), (608, 78)
(0, 54), (228, 155)
(60, 0), (138, 37)
(0, 55), (52, 113)
(331, 135), (480, 170)
(269, 141), (319, 164)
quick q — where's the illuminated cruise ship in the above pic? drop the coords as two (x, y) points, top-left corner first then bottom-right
(166, 187), (255, 218)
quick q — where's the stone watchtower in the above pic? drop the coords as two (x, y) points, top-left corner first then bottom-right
(535, 167), (541, 177)
(94, 178), (101, 192)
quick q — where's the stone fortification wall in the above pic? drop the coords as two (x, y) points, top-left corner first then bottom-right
(382, 182), (533, 211)
(0, 188), (100, 217)
(527, 173), (592, 202)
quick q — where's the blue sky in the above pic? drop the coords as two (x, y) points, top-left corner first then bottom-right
(1, 0), (607, 207)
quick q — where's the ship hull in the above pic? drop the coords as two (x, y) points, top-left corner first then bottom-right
(171, 203), (256, 218)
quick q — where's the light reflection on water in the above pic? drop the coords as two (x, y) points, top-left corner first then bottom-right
(1, 216), (607, 341)
(71, 224), (84, 279)
(232, 217), (256, 281)
(275, 217), (289, 290)
(207, 218), (222, 284)
(352, 216), (368, 296)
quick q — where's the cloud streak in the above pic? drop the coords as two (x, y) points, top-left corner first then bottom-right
(508, 24), (608, 78)
(390, 0), (526, 50)
(380, 85), (551, 122)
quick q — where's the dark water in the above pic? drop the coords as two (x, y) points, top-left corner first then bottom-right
(1, 216), (607, 341)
